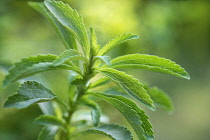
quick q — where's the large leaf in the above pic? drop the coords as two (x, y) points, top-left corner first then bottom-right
(34, 115), (65, 129)
(84, 124), (133, 140)
(4, 81), (57, 109)
(3, 54), (81, 87)
(97, 33), (139, 56)
(38, 126), (58, 140)
(89, 92), (154, 140)
(144, 85), (173, 112)
(111, 54), (190, 79)
(44, 0), (90, 57)
(79, 97), (101, 127)
(53, 49), (88, 66)
(29, 2), (77, 50)
(97, 68), (155, 110)
(90, 27), (100, 56)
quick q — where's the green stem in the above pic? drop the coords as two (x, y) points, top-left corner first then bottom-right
(63, 55), (94, 140)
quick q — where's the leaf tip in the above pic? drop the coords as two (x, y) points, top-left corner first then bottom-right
(185, 73), (191, 80)
(131, 34), (139, 39)
(181, 71), (190, 80)
(150, 104), (156, 111)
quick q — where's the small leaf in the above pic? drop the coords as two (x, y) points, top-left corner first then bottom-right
(71, 109), (109, 124)
(53, 49), (88, 66)
(89, 92), (154, 140)
(79, 97), (101, 127)
(97, 68), (155, 110)
(89, 77), (111, 89)
(111, 54), (190, 79)
(84, 124), (133, 140)
(38, 126), (58, 140)
(34, 115), (65, 129)
(144, 85), (173, 112)
(93, 56), (111, 66)
(97, 33), (139, 56)
(90, 27), (100, 56)
(4, 81), (57, 109)
(44, 0), (90, 57)
(3, 54), (81, 87)
(28, 2), (77, 50)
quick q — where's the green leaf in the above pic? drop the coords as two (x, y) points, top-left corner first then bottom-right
(89, 92), (154, 140)
(53, 49), (88, 66)
(97, 68), (155, 110)
(144, 85), (173, 112)
(111, 54), (190, 79)
(79, 97), (101, 127)
(4, 81), (57, 109)
(34, 115), (65, 129)
(93, 56), (111, 66)
(84, 124), (133, 140)
(3, 54), (81, 87)
(97, 33), (139, 56)
(28, 2), (77, 50)
(38, 126), (58, 140)
(71, 109), (108, 124)
(89, 77), (111, 89)
(44, 0), (90, 57)
(90, 27), (100, 56)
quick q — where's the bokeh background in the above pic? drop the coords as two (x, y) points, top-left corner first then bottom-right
(0, 0), (209, 140)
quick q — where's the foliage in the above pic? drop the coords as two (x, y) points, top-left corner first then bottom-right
(2, 0), (190, 140)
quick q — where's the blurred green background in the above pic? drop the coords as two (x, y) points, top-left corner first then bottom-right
(0, 0), (209, 139)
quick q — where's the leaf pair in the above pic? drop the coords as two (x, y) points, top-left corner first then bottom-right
(89, 92), (154, 140)
(89, 78), (173, 112)
(97, 68), (155, 110)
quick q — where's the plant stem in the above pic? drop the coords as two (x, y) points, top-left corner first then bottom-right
(63, 55), (94, 140)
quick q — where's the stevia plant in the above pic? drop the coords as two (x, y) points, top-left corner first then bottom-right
(2, 0), (190, 140)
